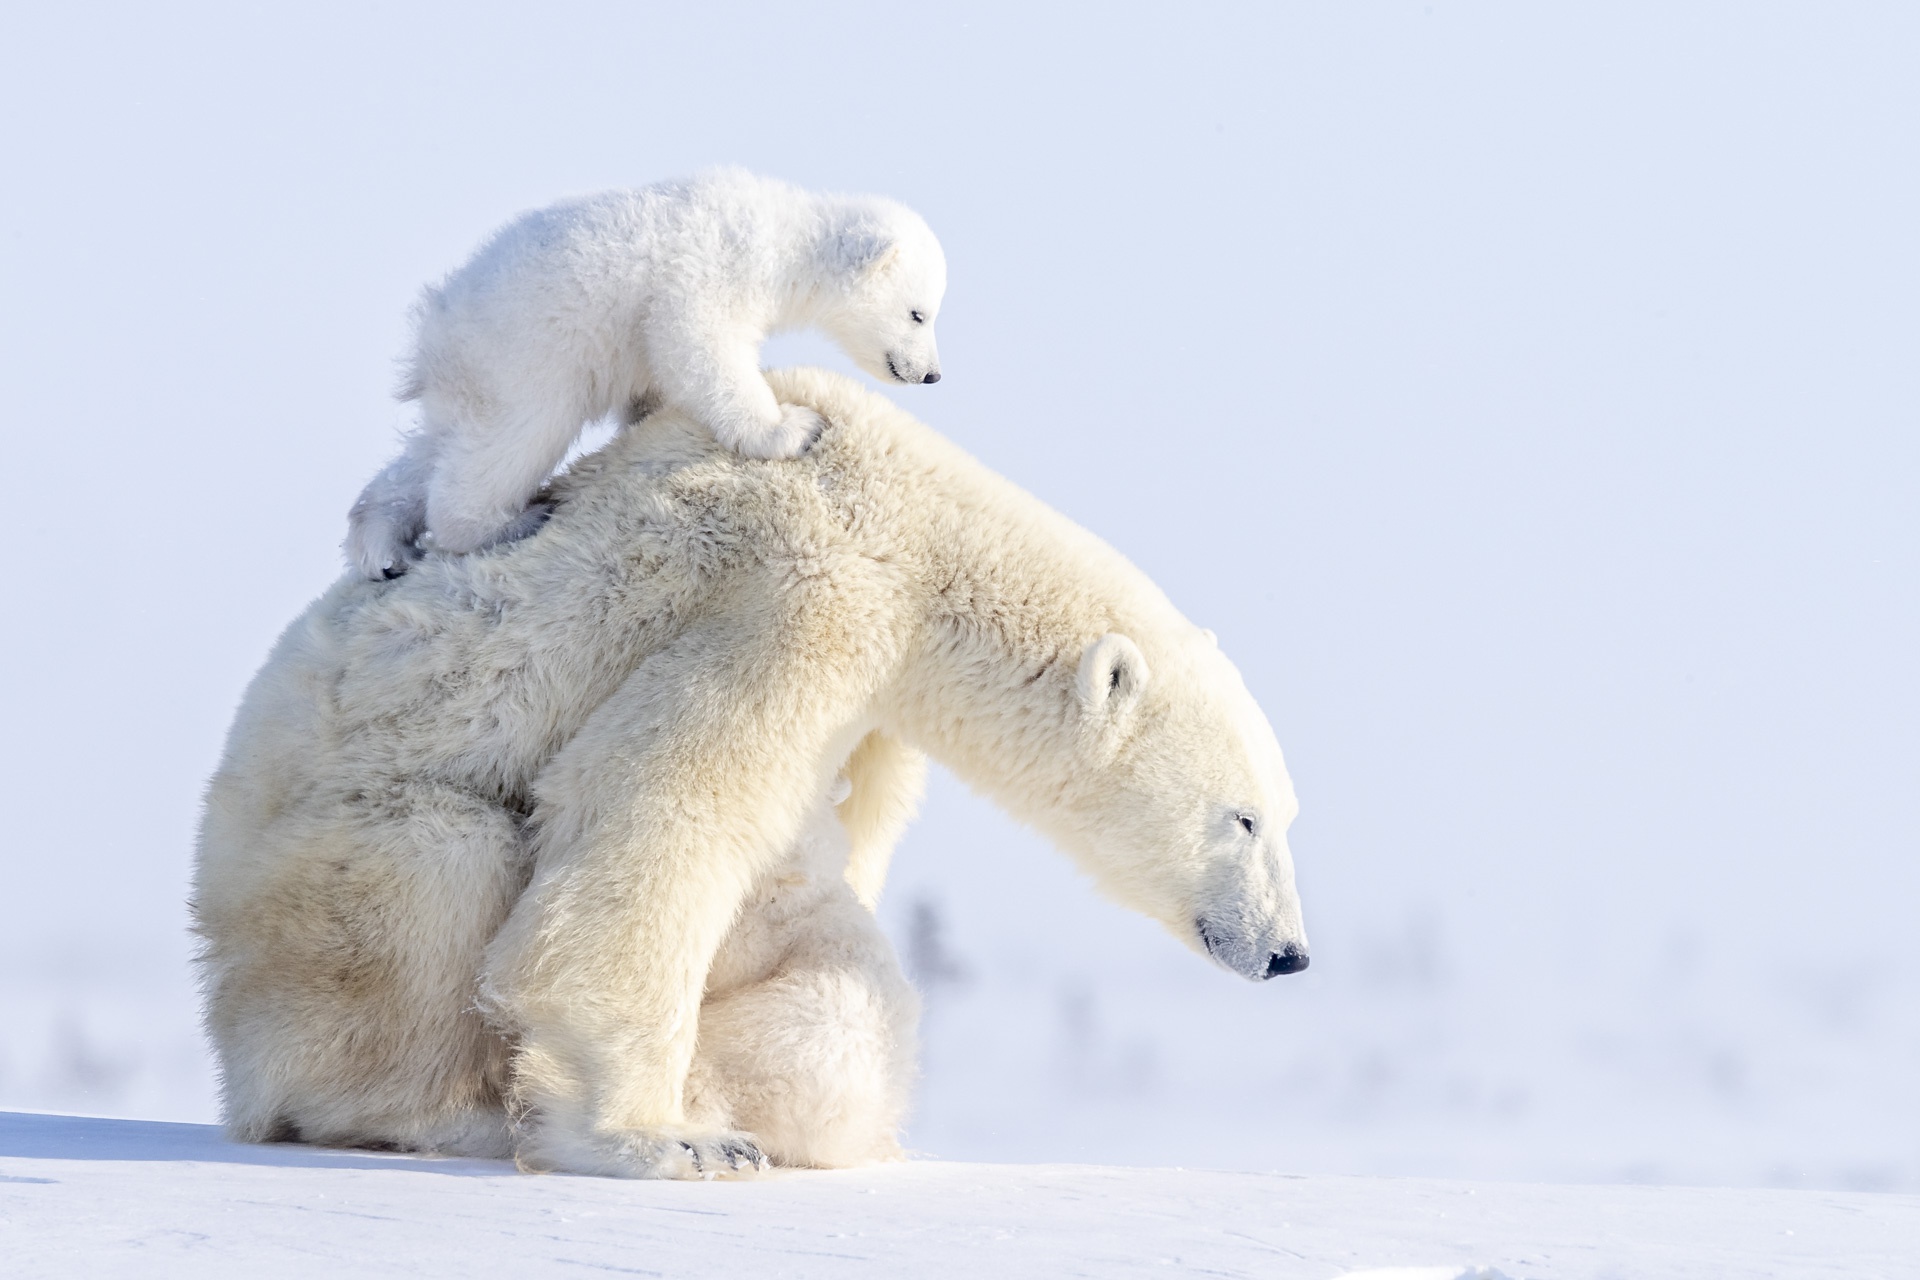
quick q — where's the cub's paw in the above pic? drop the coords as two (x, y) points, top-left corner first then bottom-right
(517, 1124), (770, 1180)
(734, 405), (826, 460)
(345, 510), (423, 581)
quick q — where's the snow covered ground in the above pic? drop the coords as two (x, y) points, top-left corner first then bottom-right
(4, 1111), (1912, 1279)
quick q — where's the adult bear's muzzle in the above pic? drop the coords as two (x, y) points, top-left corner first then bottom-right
(1198, 916), (1310, 982)
(1264, 943), (1309, 977)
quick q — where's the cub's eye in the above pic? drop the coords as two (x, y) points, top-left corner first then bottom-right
(910, 310), (925, 324)
(1235, 811), (1260, 837)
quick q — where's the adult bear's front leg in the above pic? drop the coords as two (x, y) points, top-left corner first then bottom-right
(480, 610), (891, 1178)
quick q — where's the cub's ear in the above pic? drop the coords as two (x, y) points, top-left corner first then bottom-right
(829, 224), (900, 279)
(1076, 633), (1150, 720)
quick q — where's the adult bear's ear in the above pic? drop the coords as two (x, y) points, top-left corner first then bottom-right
(1076, 633), (1150, 722)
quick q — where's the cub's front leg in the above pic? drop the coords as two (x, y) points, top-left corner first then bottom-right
(647, 319), (824, 460)
(482, 612), (887, 1178)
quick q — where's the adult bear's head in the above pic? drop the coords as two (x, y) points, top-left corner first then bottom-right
(762, 368), (1307, 984)
(1052, 627), (1308, 982)
(857, 524), (1307, 978)
(1059, 629), (1313, 982)
(896, 616), (1308, 983)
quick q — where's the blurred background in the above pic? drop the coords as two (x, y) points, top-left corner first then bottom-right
(1, 2), (1914, 1191)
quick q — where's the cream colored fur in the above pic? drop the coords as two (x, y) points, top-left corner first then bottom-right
(194, 368), (1306, 1178)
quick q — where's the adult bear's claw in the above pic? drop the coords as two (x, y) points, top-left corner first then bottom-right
(517, 1124), (770, 1179)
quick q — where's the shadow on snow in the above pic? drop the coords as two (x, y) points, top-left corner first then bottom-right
(0, 1111), (515, 1178)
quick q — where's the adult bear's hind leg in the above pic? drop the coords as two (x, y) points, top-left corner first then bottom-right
(200, 779), (524, 1158)
(685, 889), (920, 1169)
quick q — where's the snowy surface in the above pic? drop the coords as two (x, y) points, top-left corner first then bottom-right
(3, 1112), (1913, 1280)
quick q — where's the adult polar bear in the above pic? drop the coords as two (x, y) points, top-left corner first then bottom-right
(194, 369), (1309, 1178)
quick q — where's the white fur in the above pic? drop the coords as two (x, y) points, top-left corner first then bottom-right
(345, 168), (947, 579)
(196, 369), (1306, 1178)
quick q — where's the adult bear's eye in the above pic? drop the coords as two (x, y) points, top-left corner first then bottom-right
(910, 310), (925, 324)
(1236, 811), (1259, 837)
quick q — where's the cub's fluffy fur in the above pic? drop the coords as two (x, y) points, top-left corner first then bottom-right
(199, 370), (1306, 1177)
(346, 169), (947, 579)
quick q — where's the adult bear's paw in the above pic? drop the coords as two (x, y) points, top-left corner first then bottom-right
(517, 1123), (771, 1180)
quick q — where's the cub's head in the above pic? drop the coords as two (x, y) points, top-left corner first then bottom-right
(818, 200), (947, 387)
(1034, 628), (1309, 982)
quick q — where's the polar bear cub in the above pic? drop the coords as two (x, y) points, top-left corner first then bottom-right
(346, 168), (947, 579)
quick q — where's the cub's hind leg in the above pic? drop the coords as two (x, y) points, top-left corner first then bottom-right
(346, 443), (434, 580)
(420, 384), (593, 557)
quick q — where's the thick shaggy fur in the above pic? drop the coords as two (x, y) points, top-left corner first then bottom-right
(197, 369), (1307, 1178)
(346, 169), (947, 579)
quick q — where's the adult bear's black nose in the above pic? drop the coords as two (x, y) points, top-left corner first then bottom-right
(1264, 944), (1309, 978)
(922, 371), (941, 383)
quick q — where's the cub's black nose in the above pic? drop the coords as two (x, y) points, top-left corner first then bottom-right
(1264, 944), (1309, 978)
(922, 371), (941, 383)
